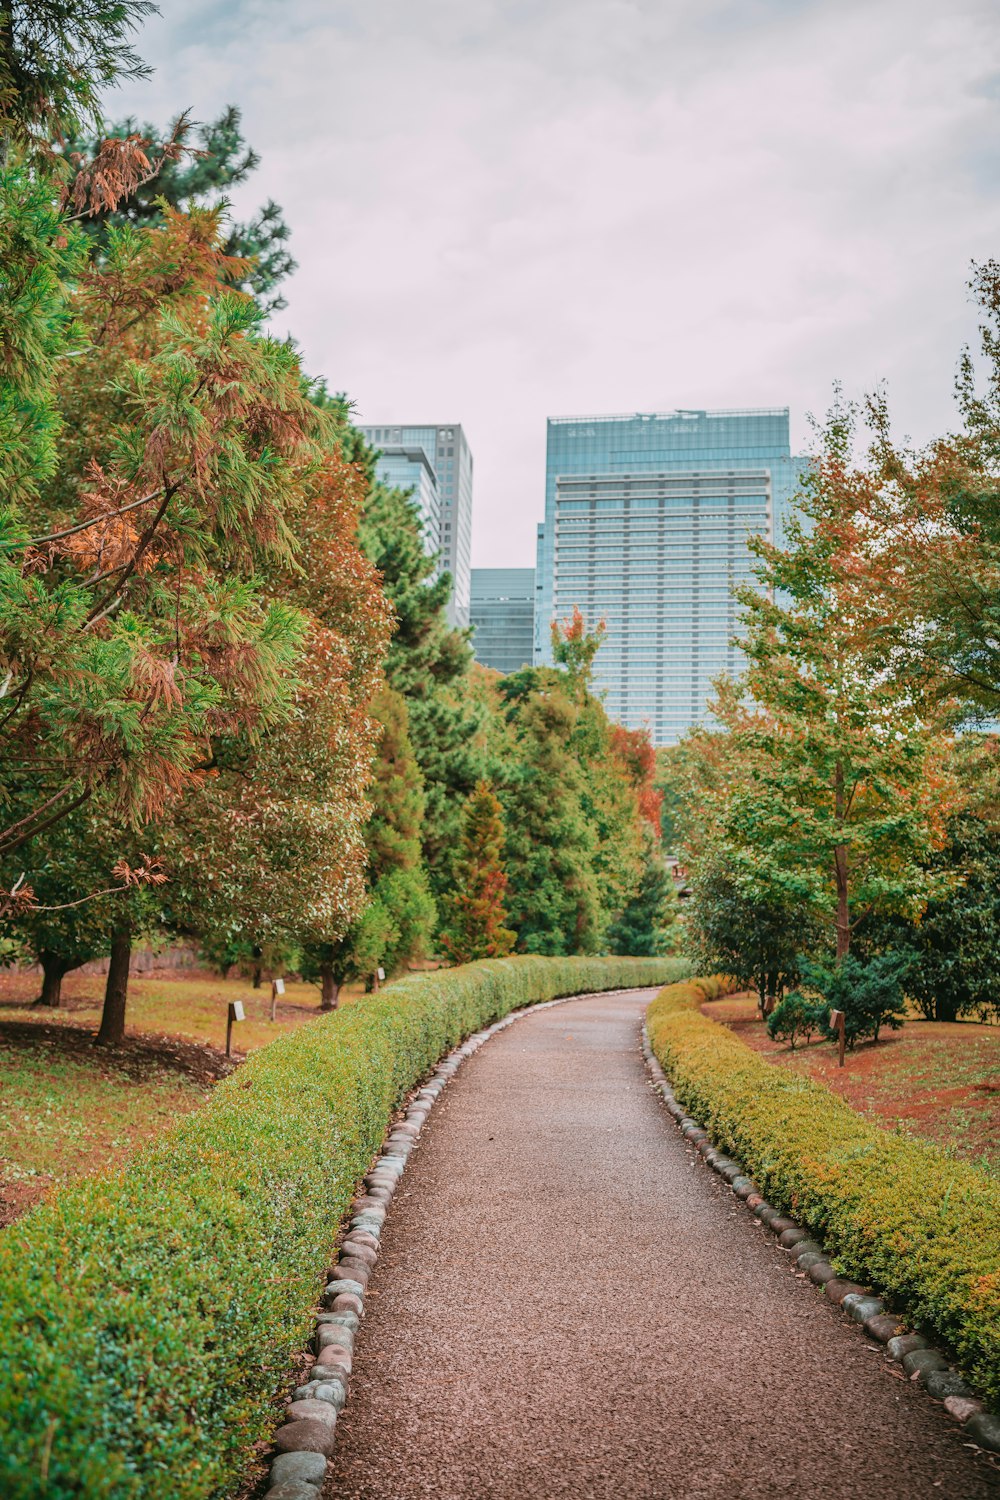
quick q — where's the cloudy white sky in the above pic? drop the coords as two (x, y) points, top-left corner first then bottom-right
(113, 0), (1000, 568)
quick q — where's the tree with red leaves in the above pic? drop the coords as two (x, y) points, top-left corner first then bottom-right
(441, 782), (515, 965)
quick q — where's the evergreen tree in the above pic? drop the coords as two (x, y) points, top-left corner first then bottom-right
(298, 686), (436, 1008)
(441, 782), (515, 964)
(71, 104), (296, 313)
(358, 478), (485, 900)
(0, 0), (153, 158)
(607, 830), (676, 957)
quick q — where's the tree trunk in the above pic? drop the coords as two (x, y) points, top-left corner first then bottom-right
(252, 963), (262, 989)
(319, 965), (340, 1012)
(35, 952), (69, 1008)
(834, 758), (850, 961)
(96, 919), (132, 1046)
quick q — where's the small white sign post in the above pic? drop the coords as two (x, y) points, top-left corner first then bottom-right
(270, 976), (285, 1022)
(226, 999), (245, 1058)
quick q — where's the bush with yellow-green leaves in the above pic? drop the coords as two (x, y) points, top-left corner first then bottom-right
(0, 955), (687, 1500)
(646, 978), (1000, 1405)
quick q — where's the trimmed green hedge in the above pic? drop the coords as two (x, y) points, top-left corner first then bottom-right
(647, 979), (1000, 1405)
(0, 955), (687, 1499)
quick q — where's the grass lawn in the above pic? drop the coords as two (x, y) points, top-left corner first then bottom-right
(707, 993), (1000, 1179)
(0, 967), (365, 1052)
(0, 966), (368, 1228)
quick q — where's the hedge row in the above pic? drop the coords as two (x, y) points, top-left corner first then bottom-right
(0, 955), (688, 1500)
(646, 978), (1000, 1405)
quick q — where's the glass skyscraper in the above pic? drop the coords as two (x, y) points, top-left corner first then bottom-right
(358, 422), (474, 627)
(470, 568), (535, 674)
(535, 408), (806, 744)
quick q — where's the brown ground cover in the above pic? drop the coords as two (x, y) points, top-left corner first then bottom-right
(705, 993), (1000, 1178)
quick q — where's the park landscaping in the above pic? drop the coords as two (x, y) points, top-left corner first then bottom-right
(0, 966), (349, 1227)
(647, 978), (1000, 1409)
(0, 954), (687, 1500)
(705, 992), (1000, 1179)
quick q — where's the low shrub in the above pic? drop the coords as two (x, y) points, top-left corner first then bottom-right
(801, 953), (910, 1047)
(0, 954), (687, 1500)
(766, 993), (825, 1049)
(647, 978), (1000, 1406)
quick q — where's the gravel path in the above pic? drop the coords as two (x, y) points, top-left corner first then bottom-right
(324, 988), (999, 1499)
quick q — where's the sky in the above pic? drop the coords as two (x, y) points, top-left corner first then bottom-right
(111, 0), (1000, 568)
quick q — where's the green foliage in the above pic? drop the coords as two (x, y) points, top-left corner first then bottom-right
(550, 603), (606, 691)
(490, 661), (651, 956)
(607, 831), (677, 956)
(859, 744), (1000, 1022)
(688, 856), (817, 1013)
(766, 992), (825, 1049)
(0, 954), (690, 1500)
(72, 105), (296, 313)
(0, 0), (153, 155)
(647, 978), (1000, 1406)
(694, 395), (959, 963)
(441, 782), (515, 964)
(297, 686), (436, 999)
(358, 479), (484, 900)
(791, 952), (909, 1047)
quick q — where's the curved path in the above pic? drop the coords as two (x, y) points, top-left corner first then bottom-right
(325, 989), (999, 1499)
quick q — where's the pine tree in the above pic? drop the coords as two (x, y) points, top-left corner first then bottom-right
(70, 105), (296, 313)
(358, 478), (485, 900)
(441, 783), (515, 964)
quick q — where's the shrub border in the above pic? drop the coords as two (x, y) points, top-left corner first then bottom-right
(0, 956), (686, 1500)
(644, 978), (1000, 1458)
(258, 987), (618, 1498)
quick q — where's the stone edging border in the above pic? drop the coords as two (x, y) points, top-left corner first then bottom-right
(640, 1024), (1000, 1461)
(255, 988), (629, 1500)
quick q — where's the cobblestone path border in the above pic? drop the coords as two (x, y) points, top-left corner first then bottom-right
(640, 1025), (1000, 1462)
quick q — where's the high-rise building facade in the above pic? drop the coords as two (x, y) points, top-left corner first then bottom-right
(470, 568), (535, 674)
(358, 422), (473, 627)
(535, 408), (805, 744)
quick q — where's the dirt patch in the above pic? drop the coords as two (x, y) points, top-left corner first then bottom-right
(702, 994), (1000, 1177)
(0, 1019), (236, 1087)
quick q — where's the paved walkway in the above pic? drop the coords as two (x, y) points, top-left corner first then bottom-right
(325, 989), (999, 1499)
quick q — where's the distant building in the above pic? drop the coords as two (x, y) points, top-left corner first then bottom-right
(358, 422), (473, 627)
(470, 568), (535, 674)
(535, 408), (807, 744)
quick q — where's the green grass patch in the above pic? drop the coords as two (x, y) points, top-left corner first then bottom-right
(0, 954), (687, 1499)
(0, 1033), (212, 1223)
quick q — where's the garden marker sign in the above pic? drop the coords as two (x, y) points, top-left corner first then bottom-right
(270, 977), (285, 1022)
(829, 1007), (846, 1068)
(226, 1000), (245, 1058)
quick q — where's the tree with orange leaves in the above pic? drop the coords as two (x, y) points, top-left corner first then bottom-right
(0, 28), (390, 1040)
(698, 395), (960, 964)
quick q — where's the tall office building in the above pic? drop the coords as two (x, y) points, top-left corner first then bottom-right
(535, 408), (806, 744)
(470, 568), (535, 674)
(358, 422), (473, 627)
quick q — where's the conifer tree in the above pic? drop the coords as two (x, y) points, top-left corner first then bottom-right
(358, 479), (485, 899)
(71, 104), (296, 313)
(441, 782), (515, 964)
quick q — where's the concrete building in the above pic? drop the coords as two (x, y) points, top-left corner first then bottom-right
(535, 408), (806, 744)
(470, 568), (535, 674)
(358, 422), (473, 627)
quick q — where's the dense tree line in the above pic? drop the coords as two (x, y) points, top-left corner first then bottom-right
(0, 1), (674, 1042)
(667, 291), (1000, 1033)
